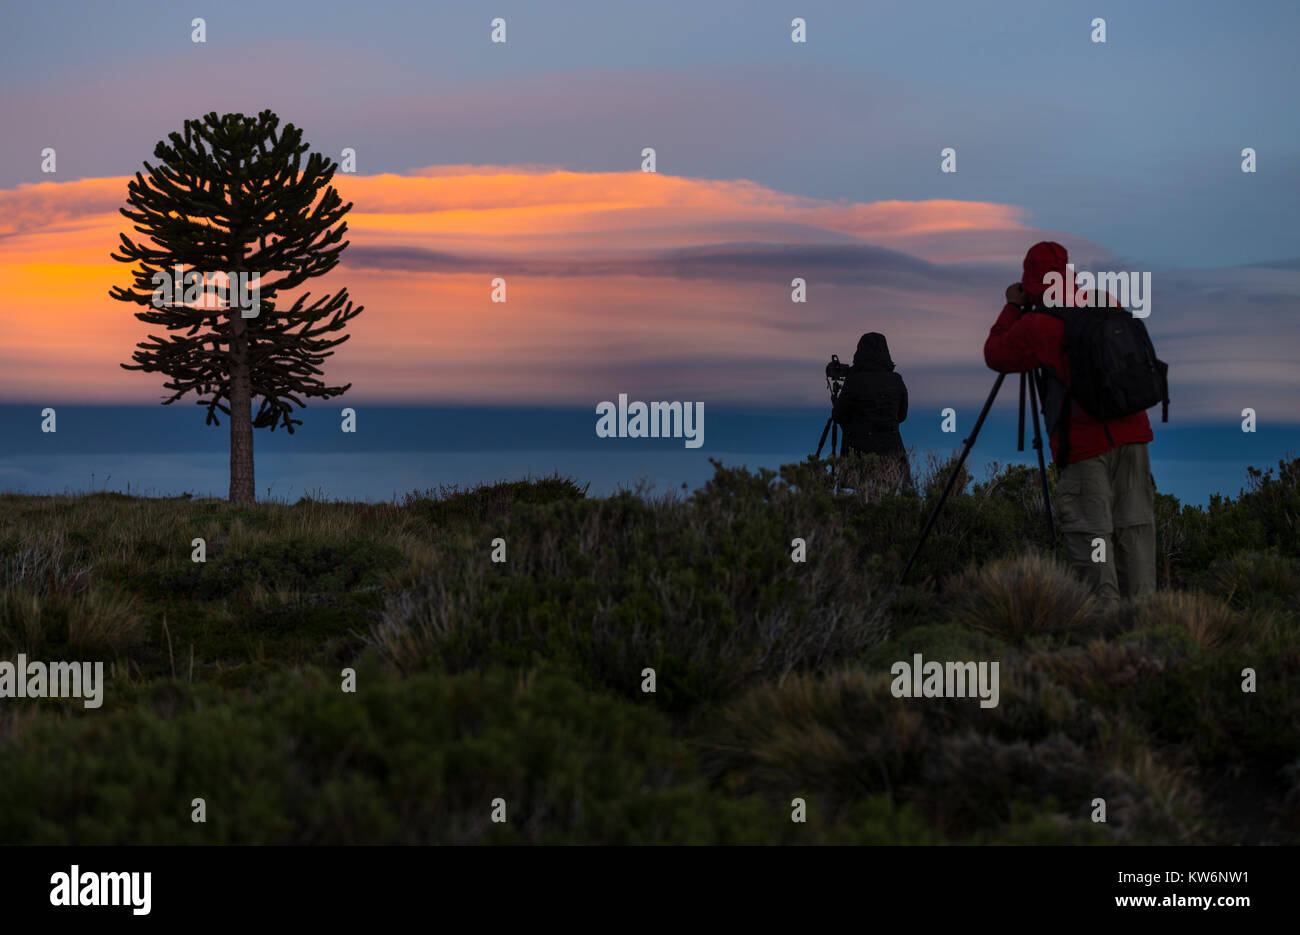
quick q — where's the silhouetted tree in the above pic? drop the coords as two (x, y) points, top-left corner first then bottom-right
(110, 110), (361, 504)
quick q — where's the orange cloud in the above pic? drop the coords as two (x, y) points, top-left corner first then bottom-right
(327, 169), (1027, 255)
(0, 166), (1291, 417)
(0, 167), (1034, 406)
(49, 166), (1295, 421)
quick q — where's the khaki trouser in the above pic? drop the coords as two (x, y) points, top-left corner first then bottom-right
(1056, 442), (1157, 603)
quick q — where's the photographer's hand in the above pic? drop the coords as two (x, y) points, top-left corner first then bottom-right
(1005, 282), (1028, 308)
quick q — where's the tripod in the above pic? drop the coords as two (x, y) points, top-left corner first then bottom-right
(814, 356), (848, 459)
(900, 369), (1056, 584)
(814, 396), (842, 459)
(813, 379), (845, 495)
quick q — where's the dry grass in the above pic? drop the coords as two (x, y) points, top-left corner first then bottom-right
(1209, 551), (1300, 609)
(0, 492), (429, 592)
(367, 491), (889, 691)
(704, 662), (1204, 840)
(1132, 591), (1261, 651)
(367, 561), (485, 676)
(833, 450), (916, 502)
(1027, 640), (1167, 699)
(0, 587), (144, 656)
(67, 589), (146, 655)
(0, 592), (45, 653)
(703, 667), (925, 808)
(945, 553), (1099, 642)
(0, 537), (93, 598)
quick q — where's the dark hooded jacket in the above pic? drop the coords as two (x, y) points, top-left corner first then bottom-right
(832, 332), (908, 457)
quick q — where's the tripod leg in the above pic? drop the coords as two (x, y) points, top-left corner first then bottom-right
(1017, 372), (1026, 452)
(1027, 375), (1056, 541)
(815, 415), (834, 459)
(901, 372), (1007, 583)
(831, 424), (841, 493)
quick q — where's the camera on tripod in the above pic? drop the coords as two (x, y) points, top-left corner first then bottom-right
(825, 354), (853, 387)
(814, 354), (855, 460)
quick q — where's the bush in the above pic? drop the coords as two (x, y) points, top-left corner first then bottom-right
(1132, 591), (1260, 652)
(917, 730), (1199, 842)
(0, 587), (144, 656)
(702, 665), (1200, 842)
(0, 538), (93, 598)
(944, 554), (1099, 643)
(156, 537), (404, 601)
(404, 473), (589, 526)
(1134, 642), (1300, 765)
(1238, 458), (1300, 556)
(702, 668), (930, 817)
(3, 455), (1299, 844)
(369, 488), (889, 713)
(0, 666), (777, 845)
(1206, 551), (1300, 613)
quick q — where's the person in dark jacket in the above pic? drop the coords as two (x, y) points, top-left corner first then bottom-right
(832, 332), (912, 490)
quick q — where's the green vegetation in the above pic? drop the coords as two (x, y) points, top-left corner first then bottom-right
(1, 457), (1297, 844)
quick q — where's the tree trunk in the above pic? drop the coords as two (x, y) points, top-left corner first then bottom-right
(229, 313), (255, 504)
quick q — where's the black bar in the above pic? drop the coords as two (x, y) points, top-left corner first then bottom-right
(0, 844), (1283, 924)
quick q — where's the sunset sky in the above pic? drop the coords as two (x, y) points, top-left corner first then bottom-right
(1, 0), (1296, 501)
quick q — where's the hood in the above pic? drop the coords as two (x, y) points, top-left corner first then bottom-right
(1021, 241), (1071, 303)
(852, 332), (895, 371)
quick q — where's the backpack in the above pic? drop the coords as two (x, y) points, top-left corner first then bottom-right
(1037, 304), (1169, 463)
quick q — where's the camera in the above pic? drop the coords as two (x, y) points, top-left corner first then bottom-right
(825, 354), (853, 383)
(825, 353), (853, 403)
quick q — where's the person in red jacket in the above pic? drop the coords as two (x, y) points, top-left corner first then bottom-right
(984, 241), (1156, 603)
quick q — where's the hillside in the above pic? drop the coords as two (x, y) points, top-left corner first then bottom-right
(1, 455), (1297, 844)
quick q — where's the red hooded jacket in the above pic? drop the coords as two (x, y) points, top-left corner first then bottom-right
(983, 241), (1152, 465)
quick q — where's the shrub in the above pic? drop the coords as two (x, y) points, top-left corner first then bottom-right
(157, 537), (404, 602)
(0, 666), (776, 845)
(702, 668), (929, 818)
(0, 538), (93, 599)
(1238, 458), (1300, 556)
(369, 490), (889, 713)
(0, 592), (44, 654)
(1135, 642), (1300, 764)
(703, 665), (1202, 842)
(1132, 591), (1258, 652)
(1206, 551), (1300, 613)
(403, 473), (589, 526)
(944, 553), (1099, 643)
(0, 588), (144, 656)
(3, 455), (1299, 844)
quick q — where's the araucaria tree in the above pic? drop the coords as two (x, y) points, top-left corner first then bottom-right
(110, 110), (362, 504)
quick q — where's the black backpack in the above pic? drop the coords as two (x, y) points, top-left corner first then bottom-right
(1037, 304), (1170, 463)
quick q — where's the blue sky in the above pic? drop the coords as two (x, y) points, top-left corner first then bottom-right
(3, 0), (1298, 266)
